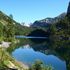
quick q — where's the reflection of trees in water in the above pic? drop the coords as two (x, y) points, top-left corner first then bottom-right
(29, 38), (47, 44)
(7, 38), (47, 54)
(54, 47), (70, 70)
(30, 39), (70, 70)
(46, 41), (70, 70)
(7, 38), (70, 70)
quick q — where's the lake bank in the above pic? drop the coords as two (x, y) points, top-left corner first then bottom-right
(0, 41), (11, 48)
(0, 46), (29, 70)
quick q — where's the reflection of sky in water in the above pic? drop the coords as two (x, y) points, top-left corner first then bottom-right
(12, 45), (66, 70)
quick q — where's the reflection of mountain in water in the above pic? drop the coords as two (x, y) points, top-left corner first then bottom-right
(7, 38), (64, 59)
(7, 38), (48, 54)
(7, 38), (68, 70)
(12, 47), (66, 70)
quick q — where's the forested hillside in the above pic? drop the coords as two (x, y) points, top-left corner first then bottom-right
(0, 11), (15, 42)
(0, 2), (70, 69)
(0, 11), (35, 42)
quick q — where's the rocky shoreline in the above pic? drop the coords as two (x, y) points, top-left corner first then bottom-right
(0, 41), (29, 70)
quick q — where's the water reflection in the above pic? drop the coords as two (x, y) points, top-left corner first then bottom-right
(7, 38), (67, 70)
(12, 46), (66, 70)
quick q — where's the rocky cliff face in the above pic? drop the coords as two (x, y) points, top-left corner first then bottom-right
(67, 2), (70, 14)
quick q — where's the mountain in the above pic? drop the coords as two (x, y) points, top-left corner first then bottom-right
(67, 2), (70, 14)
(67, 2), (70, 19)
(31, 13), (66, 28)
(0, 11), (18, 25)
(0, 11), (16, 42)
(0, 11), (34, 36)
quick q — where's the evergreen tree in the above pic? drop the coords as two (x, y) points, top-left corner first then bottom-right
(0, 22), (4, 41)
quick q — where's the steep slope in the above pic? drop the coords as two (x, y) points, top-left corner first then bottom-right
(0, 11), (17, 25)
(67, 2), (70, 14)
(14, 23), (35, 35)
(0, 11), (16, 42)
(0, 11), (34, 36)
(31, 13), (66, 28)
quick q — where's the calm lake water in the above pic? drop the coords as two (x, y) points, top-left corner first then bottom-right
(9, 36), (66, 70)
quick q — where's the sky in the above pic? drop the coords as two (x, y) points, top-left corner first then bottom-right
(0, 0), (70, 26)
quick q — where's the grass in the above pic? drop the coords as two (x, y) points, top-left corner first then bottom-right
(0, 47), (29, 70)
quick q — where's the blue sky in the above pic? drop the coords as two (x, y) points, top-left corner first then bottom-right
(0, 0), (70, 25)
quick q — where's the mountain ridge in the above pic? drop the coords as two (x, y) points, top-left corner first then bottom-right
(31, 13), (66, 27)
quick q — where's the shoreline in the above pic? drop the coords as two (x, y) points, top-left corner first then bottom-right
(0, 41), (11, 48)
(0, 41), (29, 70)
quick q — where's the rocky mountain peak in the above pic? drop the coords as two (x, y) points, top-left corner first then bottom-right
(67, 2), (70, 14)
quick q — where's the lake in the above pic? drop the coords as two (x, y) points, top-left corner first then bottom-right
(8, 36), (66, 70)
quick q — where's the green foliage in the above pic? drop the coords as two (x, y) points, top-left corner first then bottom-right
(0, 12), (15, 42)
(0, 22), (4, 41)
(46, 14), (70, 70)
(14, 23), (35, 35)
(29, 60), (53, 70)
(48, 24), (57, 35)
(0, 63), (8, 70)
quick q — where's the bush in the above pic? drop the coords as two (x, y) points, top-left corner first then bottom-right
(29, 60), (53, 70)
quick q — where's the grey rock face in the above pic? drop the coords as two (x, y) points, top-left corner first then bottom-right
(67, 2), (70, 14)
